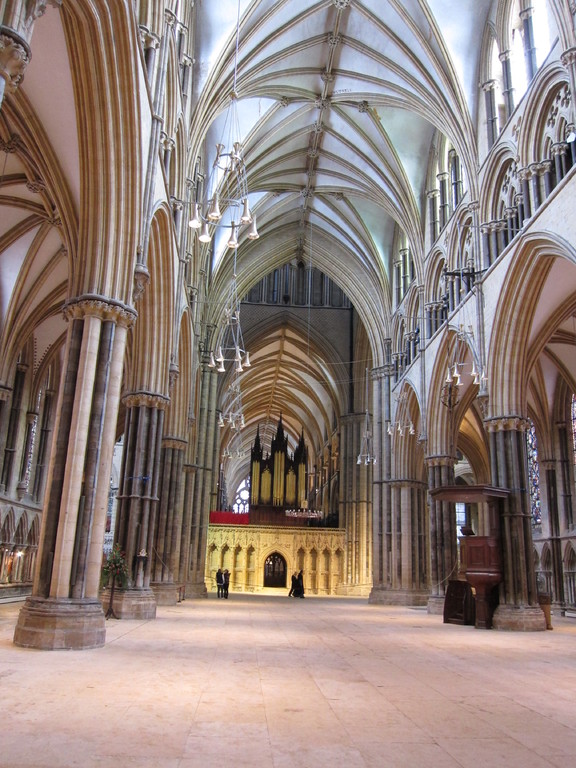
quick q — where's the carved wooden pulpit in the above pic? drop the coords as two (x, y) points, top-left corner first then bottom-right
(430, 485), (509, 629)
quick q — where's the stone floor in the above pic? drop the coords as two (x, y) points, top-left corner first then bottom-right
(1, 593), (576, 767)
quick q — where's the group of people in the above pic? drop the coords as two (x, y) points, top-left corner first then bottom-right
(288, 570), (305, 598)
(215, 568), (230, 599)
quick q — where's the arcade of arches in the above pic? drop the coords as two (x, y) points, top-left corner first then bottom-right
(2, 1), (576, 648)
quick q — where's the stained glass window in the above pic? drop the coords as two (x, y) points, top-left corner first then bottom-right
(526, 420), (541, 527)
(233, 478), (250, 514)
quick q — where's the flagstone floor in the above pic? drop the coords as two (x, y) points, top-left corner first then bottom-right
(1, 593), (575, 767)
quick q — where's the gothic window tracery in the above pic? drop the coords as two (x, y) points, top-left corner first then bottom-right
(526, 419), (541, 527)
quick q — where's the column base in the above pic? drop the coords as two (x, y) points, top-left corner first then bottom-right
(13, 596), (106, 650)
(427, 595), (446, 615)
(150, 582), (184, 606)
(185, 580), (208, 598)
(369, 586), (428, 606)
(492, 604), (546, 631)
(100, 588), (157, 620)
(335, 582), (372, 597)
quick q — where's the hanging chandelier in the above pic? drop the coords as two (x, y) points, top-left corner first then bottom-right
(218, 378), (245, 432)
(189, 1), (259, 247)
(357, 410), (377, 465)
(441, 324), (487, 408)
(387, 420), (415, 437)
(208, 251), (251, 374)
(357, 369), (377, 465)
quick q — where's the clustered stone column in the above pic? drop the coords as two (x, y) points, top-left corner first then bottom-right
(151, 436), (187, 604)
(426, 455), (457, 614)
(112, 392), (169, 619)
(337, 413), (372, 594)
(13, 298), (134, 649)
(186, 360), (219, 597)
(486, 417), (545, 630)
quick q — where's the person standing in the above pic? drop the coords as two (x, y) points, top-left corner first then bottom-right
(223, 569), (230, 599)
(297, 570), (305, 598)
(288, 572), (298, 597)
(216, 568), (224, 598)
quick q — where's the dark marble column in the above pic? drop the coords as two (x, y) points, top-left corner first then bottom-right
(111, 392), (169, 619)
(486, 417), (546, 630)
(426, 455), (457, 614)
(150, 437), (186, 604)
(185, 361), (218, 597)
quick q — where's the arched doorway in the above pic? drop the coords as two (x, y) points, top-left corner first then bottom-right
(264, 552), (287, 588)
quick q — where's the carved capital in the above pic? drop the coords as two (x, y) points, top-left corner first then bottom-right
(122, 391), (170, 410)
(63, 296), (137, 327)
(425, 455), (455, 469)
(133, 262), (150, 303)
(162, 437), (188, 450)
(0, 33), (30, 93)
(484, 416), (530, 433)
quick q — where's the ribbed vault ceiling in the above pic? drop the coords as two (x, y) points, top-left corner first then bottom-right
(194, 0), (493, 487)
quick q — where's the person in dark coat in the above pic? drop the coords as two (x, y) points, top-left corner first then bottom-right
(223, 569), (230, 598)
(216, 568), (224, 598)
(296, 570), (305, 598)
(288, 572), (298, 597)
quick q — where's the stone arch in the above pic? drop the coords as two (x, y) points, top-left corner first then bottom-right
(517, 64), (572, 166)
(488, 231), (576, 417)
(263, 550), (288, 588)
(124, 206), (175, 396)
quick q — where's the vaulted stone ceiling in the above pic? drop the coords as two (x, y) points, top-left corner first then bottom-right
(193, 0), (494, 481)
(0, 0), (498, 495)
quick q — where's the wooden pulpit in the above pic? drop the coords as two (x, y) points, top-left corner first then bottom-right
(430, 485), (508, 629)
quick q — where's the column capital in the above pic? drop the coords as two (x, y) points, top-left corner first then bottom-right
(63, 296), (137, 327)
(481, 79), (497, 93)
(371, 365), (392, 380)
(0, 32), (30, 94)
(484, 416), (530, 433)
(162, 437), (188, 450)
(139, 26), (160, 50)
(561, 46), (576, 69)
(122, 391), (170, 410)
(425, 454), (455, 469)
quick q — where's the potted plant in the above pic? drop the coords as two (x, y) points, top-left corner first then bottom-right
(101, 543), (129, 619)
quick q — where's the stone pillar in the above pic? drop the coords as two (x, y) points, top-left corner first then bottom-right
(520, 6), (537, 82)
(542, 459), (564, 608)
(518, 167), (533, 221)
(186, 361), (218, 596)
(338, 414), (373, 595)
(13, 298), (134, 649)
(370, 365), (390, 602)
(499, 51), (514, 119)
(426, 189), (439, 245)
(481, 80), (498, 148)
(178, 461), (196, 597)
(486, 417), (546, 630)
(150, 437), (186, 605)
(111, 392), (169, 619)
(426, 455), (457, 614)
(337, 413), (372, 595)
(1, 362), (29, 495)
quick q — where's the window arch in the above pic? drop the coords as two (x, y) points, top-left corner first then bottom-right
(526, 419), (542, 528)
